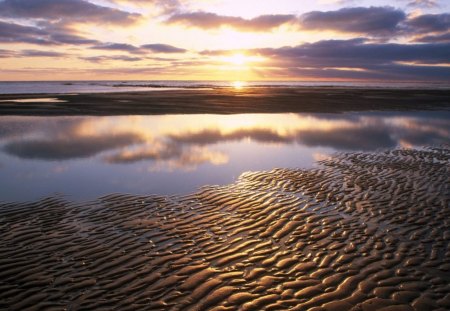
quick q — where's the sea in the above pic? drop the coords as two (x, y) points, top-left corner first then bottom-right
(0, 80), (449, 94)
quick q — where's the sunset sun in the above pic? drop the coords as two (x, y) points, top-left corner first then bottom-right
(227, 53), (246, 66)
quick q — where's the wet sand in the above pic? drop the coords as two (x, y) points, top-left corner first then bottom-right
(0, 87), (449, 115)
(0, 147), (449, 310)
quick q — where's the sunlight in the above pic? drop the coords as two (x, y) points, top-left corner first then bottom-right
(232, 81), (246, 89)
(220, 53), (265, 67)
(227, 53), (246, 66)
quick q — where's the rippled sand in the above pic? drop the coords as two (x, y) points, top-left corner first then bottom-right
(1, 147), (449, 310)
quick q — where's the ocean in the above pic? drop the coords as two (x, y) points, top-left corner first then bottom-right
(1, 80), (449, 94)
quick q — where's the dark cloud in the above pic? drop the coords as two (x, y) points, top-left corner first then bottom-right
(91, 43), (187, 54)
(3, 133), (142, 160)
(0, 49), (69, 58)
(49, 33), (99, 45)
(240, 39), (450, 80)
(405, 13), (450, 33)
(206, 36), (450, 80)
(166, 7), (446, 40)
(0, 21), (52, 45)
(0, 0), (141, 26)
(0, 20), (99, 45)
(202, 38), (450, 80)
(297, 7), (450, 39)
(256, 39), (449, 64)
(20, 49), (68, 57)
(141, 44), (187, 53)
(80, 55), (144, 63)
(298, 6), (406, 35)
(413, 31), (450, 43)
(166, 12), (296, 31)
(91, 43), (142, 53)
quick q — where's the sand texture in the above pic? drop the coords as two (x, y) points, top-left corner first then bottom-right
(0, 87), (449, 115)
(0, 147), (449, 310)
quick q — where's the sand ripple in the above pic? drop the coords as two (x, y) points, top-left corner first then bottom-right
(0, 147), (449, 310)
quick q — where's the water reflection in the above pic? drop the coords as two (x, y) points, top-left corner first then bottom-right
(0, 111), (448, 201)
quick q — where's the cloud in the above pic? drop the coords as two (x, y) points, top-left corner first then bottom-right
(298, 6), (406, 36)
(238, 39), (450, 80)
(0, 49), (16, 58)
(170, 128), (292, 145)
(19, 49), (68, 57)
(413, 32), (450, 42)
(166, 12), (296, 31)
(141, 44), (187, 53)
(0, 20), (99, 45)
(91, 43), (143, 53)
(0, 48), (69, 58)
(80, 55), (144, 63)
(91, 43), (187, 54)
(205, 38), (448, 72)
(167, 125), (395, 151)
(405, 13), (450, 33)
(257, 39), (449, 64)
(166, 7), (447, 39)
(104, 143), (228, 170)
(0, 21), (52, 45)
(407, 0), (439, 8)
(1, 117), (144, 160)
(48, 33), (99, 45)
(0, 0), (141, 26)
(3, 133), (143, 160)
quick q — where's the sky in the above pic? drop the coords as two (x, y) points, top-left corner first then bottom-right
(0, 0), (449, 81)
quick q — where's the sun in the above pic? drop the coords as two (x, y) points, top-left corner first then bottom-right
(227, 53), (246, 66)
(232, 81), (246, 89)
(221, 53), (265, 66)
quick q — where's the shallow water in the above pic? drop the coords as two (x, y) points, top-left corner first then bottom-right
(0, 111), (449, 202)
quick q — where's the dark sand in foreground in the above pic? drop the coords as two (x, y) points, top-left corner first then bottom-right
(0, 87), (449, 115)
(1, 147), (449, 310)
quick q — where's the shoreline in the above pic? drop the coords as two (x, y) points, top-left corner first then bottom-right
(0, 87), (449, 115)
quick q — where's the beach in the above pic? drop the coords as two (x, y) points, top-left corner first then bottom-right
(0, 146), (449, 310)
(0, 87), (449, 115)
(0, 87), (449, 310)
(2, 0), (450, 308)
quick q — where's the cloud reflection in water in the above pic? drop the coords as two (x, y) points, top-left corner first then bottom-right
(1, 112), (449, 167)
(0, 111), (448, 201)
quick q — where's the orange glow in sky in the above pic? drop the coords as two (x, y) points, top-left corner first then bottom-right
(0, 0), (448, 81)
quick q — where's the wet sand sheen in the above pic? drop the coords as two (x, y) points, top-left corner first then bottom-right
(0, 147), (449, 310)
(0, 87), (449, 115)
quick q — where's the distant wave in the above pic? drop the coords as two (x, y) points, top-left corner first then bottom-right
(1, 80), (449, 94)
